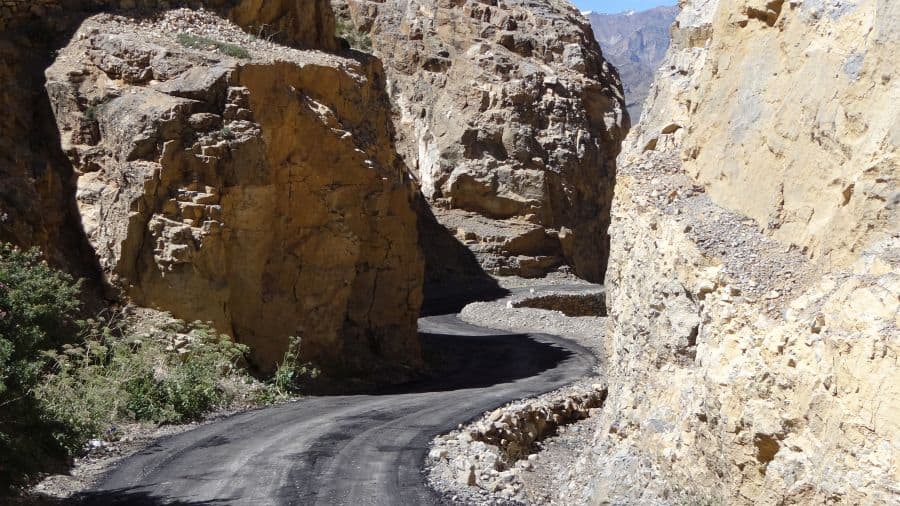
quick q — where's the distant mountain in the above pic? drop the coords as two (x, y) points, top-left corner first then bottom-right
(587, 5), (678, 122)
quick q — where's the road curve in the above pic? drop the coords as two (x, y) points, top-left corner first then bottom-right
(78, 307), (596, 505)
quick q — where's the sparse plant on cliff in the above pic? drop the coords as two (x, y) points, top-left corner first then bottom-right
(336, 20), (373, 52)
(176, 33), (250, 59)
(270, 336), (319, 397)
(248, 23), (283, 44)
(83, 96), (111, 122)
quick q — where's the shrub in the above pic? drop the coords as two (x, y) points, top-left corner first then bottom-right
(0, 243), (309, 492)
(176, 33), (250, 59)
(272, 336), (319, 395)
(336, 20), (373, 52)
(0, 244), (82, 490)
(38, 321), (250, 437)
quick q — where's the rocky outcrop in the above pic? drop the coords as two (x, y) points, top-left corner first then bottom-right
(0, 2), (337, 279)
(573, 0), (899, 504)
(0, 0), (336, 49)
(633, 0), (898, 267)
(586, 6), (678, 121)
(44, 10), (423, 375)
(333, 0), (628, 281)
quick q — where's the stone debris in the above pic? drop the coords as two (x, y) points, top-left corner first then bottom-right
(427, 282), (609, 505)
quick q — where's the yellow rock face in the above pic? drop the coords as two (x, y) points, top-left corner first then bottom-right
(46, 11), (423, 376)
(575, 0), (899, 503)
(0, 2), (337, 279)
(632, 0), (899, 267)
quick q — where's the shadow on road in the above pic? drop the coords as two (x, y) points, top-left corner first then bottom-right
(69, 487), (230, 505)
(372, 328), (577, 395)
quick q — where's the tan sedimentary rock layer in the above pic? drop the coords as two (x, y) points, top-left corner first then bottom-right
(571, 0), (899, 503)
(333, 0), (628, 281)
(632, 0), (898, 268)
(0, 0), (336, 279)
(45, 10), (423, 375)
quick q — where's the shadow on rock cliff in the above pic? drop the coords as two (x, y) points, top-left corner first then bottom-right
(414, 194), (509, 316)
(0, 27), (106, 306)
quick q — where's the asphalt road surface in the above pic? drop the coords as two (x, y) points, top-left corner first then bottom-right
(78, 309), (595, 505)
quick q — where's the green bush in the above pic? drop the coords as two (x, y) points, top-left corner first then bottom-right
(0, 243), (313, 492)
(0, 244), (82, 491)
(336, 20), (373, 52)
(176, 33), (250, 59)
(273, 336), (319, 395)
(38, 321), (249, 437)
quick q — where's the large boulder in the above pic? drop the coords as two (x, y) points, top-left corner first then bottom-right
(45, 10), (424, 376)
(0, 0), (336, 285)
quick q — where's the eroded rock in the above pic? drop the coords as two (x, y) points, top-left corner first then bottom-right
(333, 0), (629, 281)
(46, 11), (424, 376)
(570, 0), (900, 503)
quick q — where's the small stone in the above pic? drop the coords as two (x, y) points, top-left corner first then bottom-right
(428, 448), (449, 460)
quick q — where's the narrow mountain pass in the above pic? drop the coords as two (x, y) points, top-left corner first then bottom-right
(77, 305), (596, 505)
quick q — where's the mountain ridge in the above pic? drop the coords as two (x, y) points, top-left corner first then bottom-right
(587, 5), (677, 121)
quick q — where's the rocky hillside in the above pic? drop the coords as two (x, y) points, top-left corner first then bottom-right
(570, 0), (899, 503)
(2, 1), (424, 377)
(333, 0), (629, 282)
(586, 5), (677, 121)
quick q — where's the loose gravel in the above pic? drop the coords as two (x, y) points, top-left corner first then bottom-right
(427, 281), (609, 505)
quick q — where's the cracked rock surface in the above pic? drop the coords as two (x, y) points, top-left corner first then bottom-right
(45, 9), (424, 376)
(333, 0), (628, 281)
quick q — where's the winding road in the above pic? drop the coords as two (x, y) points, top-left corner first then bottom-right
(78, 300), (596, 505)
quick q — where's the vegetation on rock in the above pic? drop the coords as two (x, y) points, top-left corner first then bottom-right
(176, 32), (250, 58)
(335, 20), (371, 52)
(0, 244), (312, 492)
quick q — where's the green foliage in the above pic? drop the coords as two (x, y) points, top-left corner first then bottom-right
(253, 336), (319, 404)
(0, 243), (314, 492)
(37, 320), (249, 446)
(273, 336), (319, 394)
(83, 96), (111, 122)
(335, 20), (373, 52)
(84, 105), (98, 122)
(0, 244), (82, 491)
(176, 33), (250, 59)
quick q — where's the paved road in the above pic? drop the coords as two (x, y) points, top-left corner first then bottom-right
(79, 309), (595, 505)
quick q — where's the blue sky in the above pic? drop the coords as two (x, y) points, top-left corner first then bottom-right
(572, 0), (677, 14)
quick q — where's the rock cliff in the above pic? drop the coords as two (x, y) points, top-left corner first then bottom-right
(1, 2), (425, 377)
(0, 1), (335, 277)
(586, 6), (677, 121)
(333, 0), (629, 281)
(572, 0), (899, 503)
